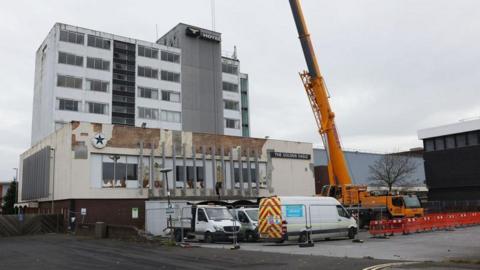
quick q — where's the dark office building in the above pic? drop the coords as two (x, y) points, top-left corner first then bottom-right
(418, 119), (480, 201)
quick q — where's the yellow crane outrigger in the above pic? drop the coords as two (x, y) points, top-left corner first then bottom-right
(289, 0), (423, 226)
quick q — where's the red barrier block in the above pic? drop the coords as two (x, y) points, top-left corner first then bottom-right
(369, 220), (388, 236)
(369, 211), (480, 237)
(388, 219), (404, 235)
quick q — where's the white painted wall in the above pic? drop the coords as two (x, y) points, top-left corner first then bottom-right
(418, 118), (480, 139)
(31, 23), (252, 145)
(264, 140), (315, 196)
(222, 64), (242, 136)
(22, 122), (315, 203)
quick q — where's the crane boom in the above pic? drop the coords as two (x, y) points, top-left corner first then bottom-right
(288, 0), (424, 223)
(289, 0), (352, 186)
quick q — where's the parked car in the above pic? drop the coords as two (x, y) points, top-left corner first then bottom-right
(258, 196), (358, 243)
(229, 207), (259, 242)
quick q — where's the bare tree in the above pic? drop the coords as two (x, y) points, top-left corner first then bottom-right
(368, 154), (419, 192)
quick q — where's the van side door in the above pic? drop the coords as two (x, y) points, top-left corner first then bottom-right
(196, 208), (209, 235)
(336, 205), (353, 236)
(309, 205), (339, 239)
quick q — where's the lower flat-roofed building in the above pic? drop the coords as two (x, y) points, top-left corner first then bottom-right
(313, 148), (426, 194)
(18, 122), (314, 229)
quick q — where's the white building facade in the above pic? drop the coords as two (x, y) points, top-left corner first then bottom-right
(18, 122), (314, 228)
(31, 23), (250, 146)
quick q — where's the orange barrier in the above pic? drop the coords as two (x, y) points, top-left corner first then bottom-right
(369, 212), (480, 237)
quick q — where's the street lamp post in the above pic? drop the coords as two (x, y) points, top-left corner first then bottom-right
(109, 155), (120, 188)
(13, 168), (18, 215)
(160, 168), (172, 207)
(157, 166), (173, 239)
(50, 148), (56, 214)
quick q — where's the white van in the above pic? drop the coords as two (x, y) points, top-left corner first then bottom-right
(258, 196), (357, 242)
(172, 204), (240, 243)
(229, 207), (259, 242)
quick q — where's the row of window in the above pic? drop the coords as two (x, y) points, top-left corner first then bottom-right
(97, 155), (263, 189)
(222, 62), (239, 75)
(225, 118), (240, 129)
(59, 30), (180, 64)
(57, 97), (182, 123)
(57, 99), (108, 115)
(222, 81), (239, 92)
(138, 87), (180, 102)
(57, 72), (180, 92)
(138, 107), (182, 123)
(224, 100), (239, 111)
(137, 66), (180, 82)
(87, 57), (110, 71)
(138, 45), (180, 63)
(57, 75), (109, 92)
(424, 131), (480, 152)
(174, 166), (257, 184)
(60, 30), (111, 50)
(58, 52), (110, 71)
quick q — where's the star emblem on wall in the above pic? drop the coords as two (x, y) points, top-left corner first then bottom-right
(91, 133), (107, 149)
(95, 134), (105, 145)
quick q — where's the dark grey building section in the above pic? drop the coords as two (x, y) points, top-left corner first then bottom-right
(240, 73), (250, 137)
(422, 130), (480, 201)
(112, 40), (136, 125)
(22, 147), (51, 201)
(158, 23), (224, 134)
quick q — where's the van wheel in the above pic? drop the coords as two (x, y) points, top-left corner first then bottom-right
(245, 231), (256, 242)
(298, 232), (308, 243)
(204, 232), (214, 243)
(348, 227), (357, 239)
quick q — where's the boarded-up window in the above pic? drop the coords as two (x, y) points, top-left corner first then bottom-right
(22, 147), (51, 200)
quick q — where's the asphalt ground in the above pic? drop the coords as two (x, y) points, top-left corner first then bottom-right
(0, 234), (392, 270)
(197, 226), (480, 263)
(0, 226), (479, 269)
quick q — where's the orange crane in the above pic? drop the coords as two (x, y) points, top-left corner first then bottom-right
(289, 0), (423, 226)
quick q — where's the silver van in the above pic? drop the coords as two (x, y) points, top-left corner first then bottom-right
(229, 207), (259, 242)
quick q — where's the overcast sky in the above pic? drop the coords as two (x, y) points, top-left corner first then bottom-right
(0, 0), (479, 182)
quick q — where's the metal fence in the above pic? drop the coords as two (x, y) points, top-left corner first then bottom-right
(423, 200), (480, 214)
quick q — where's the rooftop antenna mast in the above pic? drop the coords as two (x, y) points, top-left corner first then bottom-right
(211, 0), (216, 31)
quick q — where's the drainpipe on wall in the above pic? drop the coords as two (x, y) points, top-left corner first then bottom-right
(50, 147), (56, 214)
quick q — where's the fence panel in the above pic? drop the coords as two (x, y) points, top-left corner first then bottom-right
(0, 214), (63, 237)
(424, 200), (480, 214)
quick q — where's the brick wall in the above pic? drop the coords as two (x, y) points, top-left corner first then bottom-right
(32, 199), (146, 229)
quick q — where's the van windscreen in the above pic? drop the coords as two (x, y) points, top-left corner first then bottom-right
(205, 208), (233, 221)
(245, 209), (259, 221)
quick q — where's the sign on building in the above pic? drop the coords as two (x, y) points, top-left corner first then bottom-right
(269, 151), (311, 160)
(132, 208), (139, 219)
